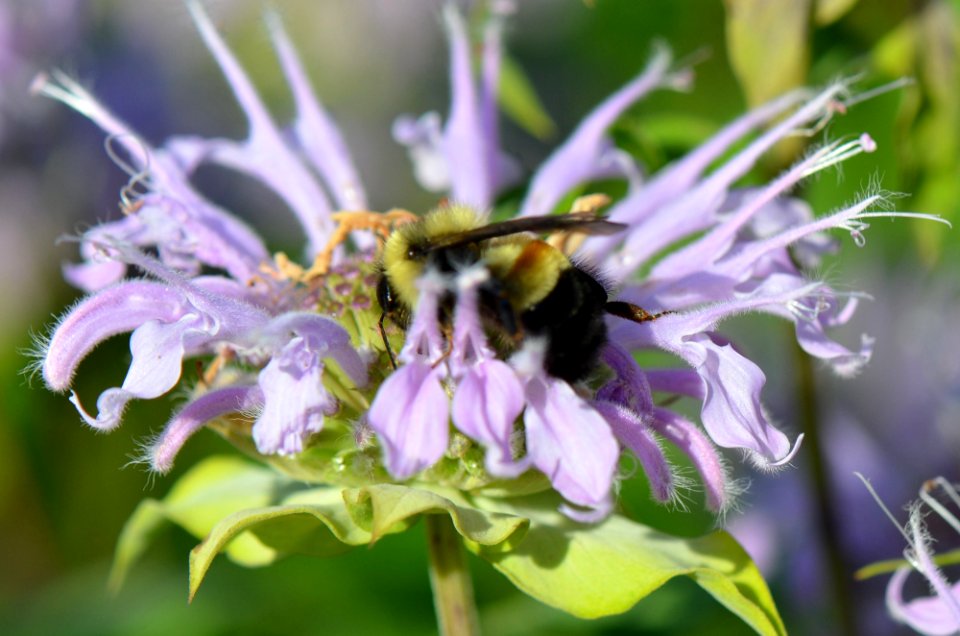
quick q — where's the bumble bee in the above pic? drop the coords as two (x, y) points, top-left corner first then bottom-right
(376, 205), (660, 382)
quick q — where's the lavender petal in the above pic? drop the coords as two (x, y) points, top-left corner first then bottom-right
(368, 361), (450, 479)
(266, 11), (368, 212)
(649, 407), (729, 512)
(886, 568), (960, 636)
(523, 375), (619, 510)
(152, 386), (261, 473)
(519, 46), (672, 218)
(452, 360), (527, 477)
(254, 336), (337, 455)
(594, 401), (674, 503)
(42, 281), (192, 392)
(442, 3), (493, 208)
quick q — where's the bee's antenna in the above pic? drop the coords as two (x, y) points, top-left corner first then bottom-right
(378, 312), (398, 370)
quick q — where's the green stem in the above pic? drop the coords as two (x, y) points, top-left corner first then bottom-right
(793, 337), (857, 636)
(425, 514), (481, 636)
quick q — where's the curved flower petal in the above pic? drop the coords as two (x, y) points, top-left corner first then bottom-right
(179, 2), (335, 255)
(368, 361), (450, 479)
(578, 89), (810, 264)
(523, 374), (619, 511)
(72, 313), (210, 430)
(519, 46), (676, 218)
(599, 82), (850, 282)
(151, 386), (261, 473)
(686, 332), (799, 468)
(42, 281), (191, 391)
(649, 407), (730, 512)
(33, 72), (269, 291)
(397, 271), (447, 364)
(441, 3), (493, 208)
(596, 343), (654, 414)
(644, 368), (704, 400)
(254, 336), (337, 455)
(452, 360), (527, 477)
(886, 567), (960, 636)
(792, 295), (874, 377)
(594, 401), (674, 504)
(266, 11), (368, 213)
(261, 312), (368, 388)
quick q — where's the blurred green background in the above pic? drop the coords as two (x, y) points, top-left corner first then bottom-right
(1, 1), (957, 634)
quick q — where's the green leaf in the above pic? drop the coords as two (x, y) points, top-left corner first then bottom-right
(814, 0), (859, 25)
(343, 484), (530, 545)
(724, 0), (811, 107)
(108, 499), (168, 594)
(162, 456), (280, 539)
(187, 483), (529, 601)
(115, 458), (777, 634)
(470, 495), (785, 636)
(499, 55), (556, 140)
(109, 456), (285, 592)
(188, 499), (368, 601)
(872, 18), (917, 77)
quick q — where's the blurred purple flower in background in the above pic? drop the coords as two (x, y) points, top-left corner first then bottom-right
(858, 476), (960, 635)
(728, 268), (960, 634)
(0, 0), (85, 144)
(0, 0), (89, 343)
(34, 0), (948, 530)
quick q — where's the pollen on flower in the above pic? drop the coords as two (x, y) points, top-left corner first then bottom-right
(305, 208), (419, 279)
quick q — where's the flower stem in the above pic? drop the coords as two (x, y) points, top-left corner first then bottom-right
(425, 514), (480, 636)
(793, 337), (857, 636)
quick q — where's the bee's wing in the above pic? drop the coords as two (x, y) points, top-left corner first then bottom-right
(422, 212), (626, 253)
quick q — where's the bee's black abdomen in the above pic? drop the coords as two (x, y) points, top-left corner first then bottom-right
(520, 267), (608, 382)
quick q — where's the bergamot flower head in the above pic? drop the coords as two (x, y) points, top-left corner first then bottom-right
(32, 1), (949, 626)
(35, 0), (946, 519)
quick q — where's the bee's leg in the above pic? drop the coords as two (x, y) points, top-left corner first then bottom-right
(379, 311), (398, 370)
(605, 301), (672, 323)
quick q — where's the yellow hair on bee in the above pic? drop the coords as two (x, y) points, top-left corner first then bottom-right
(381, 205), (486, 306)
(485, 239), (570, 310)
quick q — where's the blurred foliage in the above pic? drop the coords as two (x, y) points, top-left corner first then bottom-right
(723, 0), (959, 261)
(1, 1), (958, 635)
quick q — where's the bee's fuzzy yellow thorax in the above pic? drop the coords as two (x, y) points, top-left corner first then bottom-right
(485, 239), (570, 310)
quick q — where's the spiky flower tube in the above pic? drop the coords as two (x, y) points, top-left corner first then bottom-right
(33, 1), (948, 630)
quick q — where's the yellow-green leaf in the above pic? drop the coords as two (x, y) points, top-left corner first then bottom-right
(188, 499), (370, 601)
(187, 482), (529, 601)
(724, 0), (811, 107)
(815, 0), (859, 25)
(499, 55), (556, 140)
(110, 456), (284, 591)
(471, 495), (785, 636)
(343, 484), (530, 545)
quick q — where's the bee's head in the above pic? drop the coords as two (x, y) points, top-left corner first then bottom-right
(381, 205), (486, 308)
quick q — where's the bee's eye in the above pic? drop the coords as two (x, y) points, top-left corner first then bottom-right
(376, 276), (396, 312)
(406, 244), (427, 260)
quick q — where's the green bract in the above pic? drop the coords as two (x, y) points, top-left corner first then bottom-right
(113, 456), (785, 636)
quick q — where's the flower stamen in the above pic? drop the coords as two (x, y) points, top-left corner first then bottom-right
(307, 208), (419, 278)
